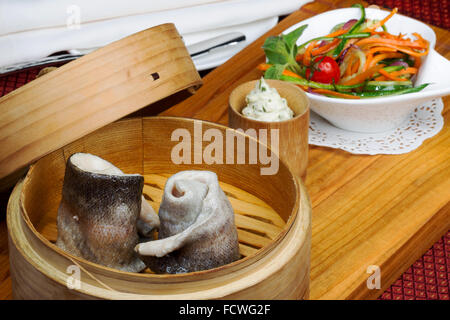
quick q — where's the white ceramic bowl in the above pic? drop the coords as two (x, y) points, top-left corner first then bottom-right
(282, 8), (450, 133)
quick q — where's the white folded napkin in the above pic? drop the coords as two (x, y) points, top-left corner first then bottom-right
(0, 0), (311, 68)
(0, 0), (225, 35)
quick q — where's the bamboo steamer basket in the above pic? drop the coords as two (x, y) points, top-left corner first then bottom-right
(7, 117), (311, 300)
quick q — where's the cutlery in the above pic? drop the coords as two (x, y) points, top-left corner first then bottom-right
(0, 32), (246, 75)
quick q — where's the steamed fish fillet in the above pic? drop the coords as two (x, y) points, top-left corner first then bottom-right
(56, 153), (159, 272)
(136, 170), (240, 274)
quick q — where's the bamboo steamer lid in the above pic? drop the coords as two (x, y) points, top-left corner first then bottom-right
(0, 23), (202, 189)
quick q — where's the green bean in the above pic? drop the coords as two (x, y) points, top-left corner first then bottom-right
(297, 33), (370, 52)
(350, 84), (429, 98)
(280, 75), (365, 90)
(332, 4), (366, 57)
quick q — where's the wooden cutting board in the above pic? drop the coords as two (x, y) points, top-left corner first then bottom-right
(158, 0), (450, 299)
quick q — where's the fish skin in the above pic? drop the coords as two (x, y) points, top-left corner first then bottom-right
(137, 171), (240, 274)
(56, 154), (146, 272)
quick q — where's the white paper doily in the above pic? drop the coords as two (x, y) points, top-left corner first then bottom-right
(309, 98), (444, 155)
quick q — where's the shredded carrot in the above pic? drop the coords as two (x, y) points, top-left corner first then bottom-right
(413, 56), (421, 69)
(338, 38), (359, 58)
(367, 46), (398, 55)
(325, 28), (348, 38)
(352, 59), (360, 74)
(360, 42), (429, 57)
(303, 41), (317, 66)
(257, 63), (303, 79)
(312, 88), (360, 99)
(300, 29), (348, 58)
(298, 29), (348, 60)
(364, 7), (398, 32)
(340, 64), (385, 86)
(370, 31), (398, 39)
(400, 67), (418, 74)
(368, 52), (403, 68)
(344, 55), (355, 77)
(283, 69), (303, 79)
(378, 69), (408, 81)
(363, 52), (373, 72)
(257, 63), (308, 90)
(364, 47), (402, 70)
(345, 64), (352, 77)
(389, 67), (418, 77)
(374, 75), (388, 81)
(355, 37), (426, 49)
(257, 63), (273, 72)
(282, 71), (309, 90)
(379, 44), (429, 57)
(312, 38), (340, 56)
(296, 85), (310, 91)
(412, 32), (429, 48)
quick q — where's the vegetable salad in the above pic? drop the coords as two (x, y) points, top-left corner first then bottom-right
(259, 5), (430, 99)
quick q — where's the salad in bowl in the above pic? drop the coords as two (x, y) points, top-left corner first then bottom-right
(259, 5), (450, 132)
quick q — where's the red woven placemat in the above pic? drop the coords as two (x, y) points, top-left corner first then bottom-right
(378, 230), (449, 300)
(0, 67), (449, 300)
(366, 0), (450, 30)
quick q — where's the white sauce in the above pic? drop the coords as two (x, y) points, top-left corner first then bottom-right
(241, 78), (294, 122)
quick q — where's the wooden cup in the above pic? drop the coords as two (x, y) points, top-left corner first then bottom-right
(229, 80), (310, 180)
